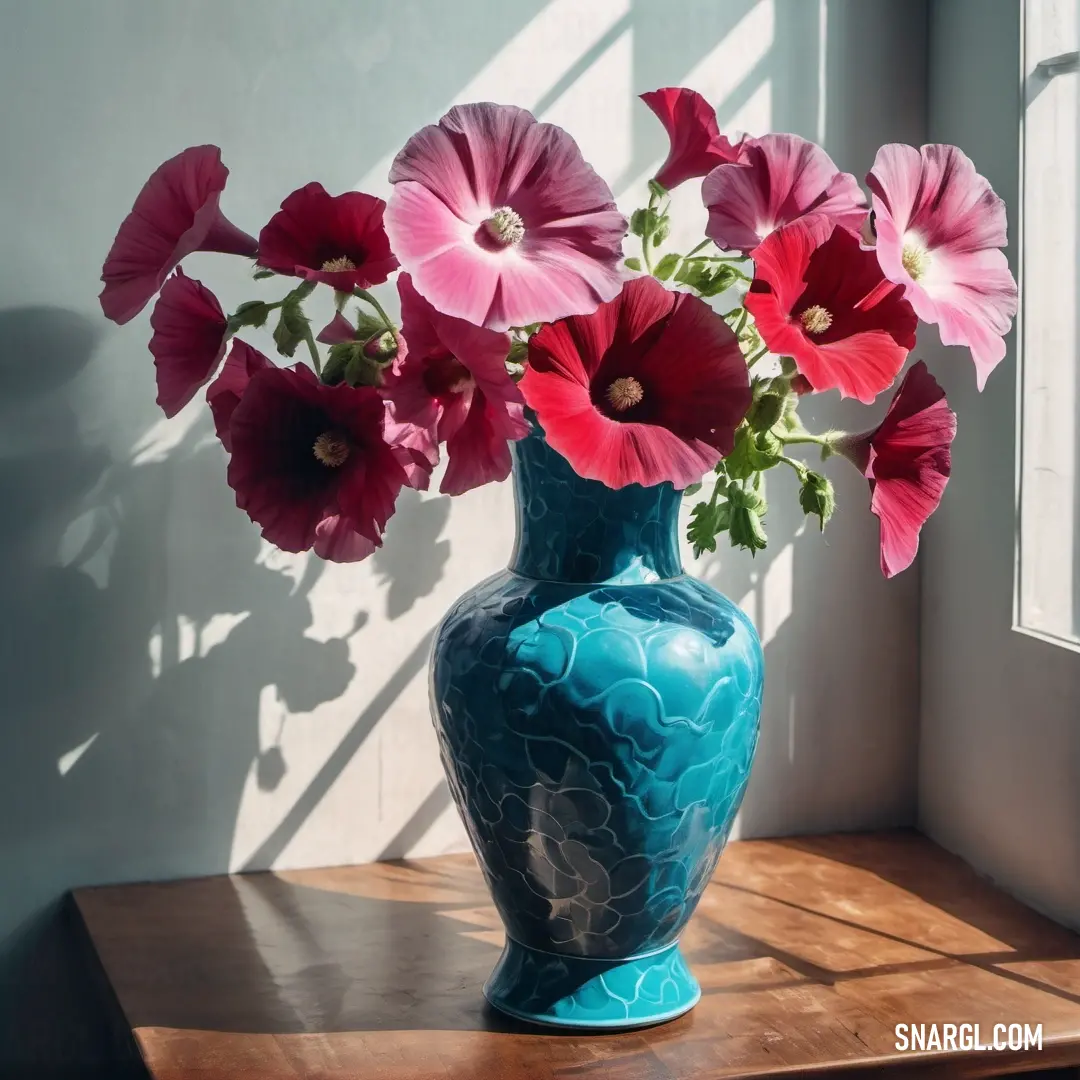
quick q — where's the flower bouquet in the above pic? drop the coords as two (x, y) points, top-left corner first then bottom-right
(100, 90), (1017, 1028)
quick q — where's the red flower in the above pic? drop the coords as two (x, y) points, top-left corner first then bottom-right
(521, 275), (751, 489)
(257, 182), (399, 292)
(206, 338), (272, 452)
(100, 146), (257, 325)
(148, 269), (229, 418)
(226, 364), (427, 562)
(383, 274), (528, 496)
(703, 133), (866, 254)
(745, 216), (917, 404)
(640, 87), (744, 191)
(836, 360), (956, 578)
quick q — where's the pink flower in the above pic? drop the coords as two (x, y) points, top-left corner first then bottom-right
(521, 275), (751, 489)
(745, 216), (917, 404)
(640, 87), (744, 191)
(385, 103), (627, 332)
(835, 360), (957, 578)
(867, 144), (1018, 389)
(383, 274), (528, 495)
(226, 364), (428, 562)
(100, 146), (257, 325)
(206, 338), (272, 452)
(257, 182), (399, 292)
(148, 269), (229, 417)
(703, 133), (867, 254)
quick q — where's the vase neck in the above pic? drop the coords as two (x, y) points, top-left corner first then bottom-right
(507, 423), (684, 584)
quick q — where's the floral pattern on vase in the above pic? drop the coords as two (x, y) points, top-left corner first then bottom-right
(430, 419), (764, 1028)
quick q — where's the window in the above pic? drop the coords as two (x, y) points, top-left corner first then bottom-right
(1016, 0), (1079, 644)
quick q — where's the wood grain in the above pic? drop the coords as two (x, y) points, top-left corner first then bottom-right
(74, 831), (1080, 1078)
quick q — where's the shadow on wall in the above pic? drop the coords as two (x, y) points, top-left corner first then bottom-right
(0, 0), (925, 1074)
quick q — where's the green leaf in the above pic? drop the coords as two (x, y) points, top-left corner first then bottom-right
(229, 300), (273, 331)
(687, 497), (731, 558)
(624, 257), (643, 272)
(653, 252), (681, 281)
(672, 258), (739, 297)
(272, 298), (310, 358)
(252, 267), (276, 281)
(722, 424), (781, 481)
(726, 483), (768, 554)
(682, 481), (703, 497)
(651, 217), (670, 247)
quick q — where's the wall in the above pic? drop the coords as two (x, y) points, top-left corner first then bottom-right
(919, 0), (1080, 930)
(0, 1), (926, 1072)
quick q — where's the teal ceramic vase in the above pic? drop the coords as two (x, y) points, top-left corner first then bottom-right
(429, 420), (764, 1029)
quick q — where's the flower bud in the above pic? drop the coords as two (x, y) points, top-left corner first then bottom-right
(362, 329), (399, 362)
(799, 470), (835, 531)
(747, 391), (786, 432)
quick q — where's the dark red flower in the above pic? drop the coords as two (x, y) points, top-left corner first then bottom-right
(100, 146), (257, 325)
(521, 275), (751, 489)
(640, 87), (744, 191)
(745, 216), (917, 404)
(206, 338), (272, 452)
(226, 364), (427, 562)
(835, 360), (957, 578)
(382, 274), (527, 495)
(257, 182), (398, 292)
(148, 269), (229, 417)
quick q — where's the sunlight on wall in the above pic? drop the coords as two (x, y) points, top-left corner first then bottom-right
(101, 0), (799, 869)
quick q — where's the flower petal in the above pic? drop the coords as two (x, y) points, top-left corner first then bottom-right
(100, 145), (257, 325)
(206, 338), (273, 452)
(703, 133), (867, 253)
(148, 269), (228, 418)
(641, 87), (744, 191)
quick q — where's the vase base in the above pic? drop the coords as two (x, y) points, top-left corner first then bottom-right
(483, 938), (700, 1030)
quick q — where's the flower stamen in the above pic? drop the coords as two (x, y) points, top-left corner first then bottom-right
(606, 376), (645, 412)
(321, 255), (357, 273)
(800, 305), (833, 334)
(901, 242), (931, 281)
(313, 431), (351, 467)
(483, 206), (525, 247)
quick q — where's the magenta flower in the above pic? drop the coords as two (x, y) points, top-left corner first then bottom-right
(100, 146), (257, 325)
(834, 361), (956, 578)
(385, 103), (627, 332)
(226, 364), (430, 562)
(206, 338), (272, 452)
(640, 87), (744, 191)
(383, 274), (528, 495)
(703, 133), (867, 254)
(257, 182), (398, 292)
(867, 144), (1018, 389)
(148, 269), (229, 418)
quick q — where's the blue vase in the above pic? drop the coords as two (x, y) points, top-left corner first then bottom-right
(429, 421), (764, 1029)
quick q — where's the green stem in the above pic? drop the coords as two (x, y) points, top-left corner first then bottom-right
(302, 325), (322, 378)
(779, 431), (831, 446)
(734, 307), (749, 337)
(353, 288), (394, 330)
(778, 454), (809, 479)
(745, 345), (769, 367)
(685, 238), (713, 258)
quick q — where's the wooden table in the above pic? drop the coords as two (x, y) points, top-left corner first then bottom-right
(74, 831), (1080, 1078)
